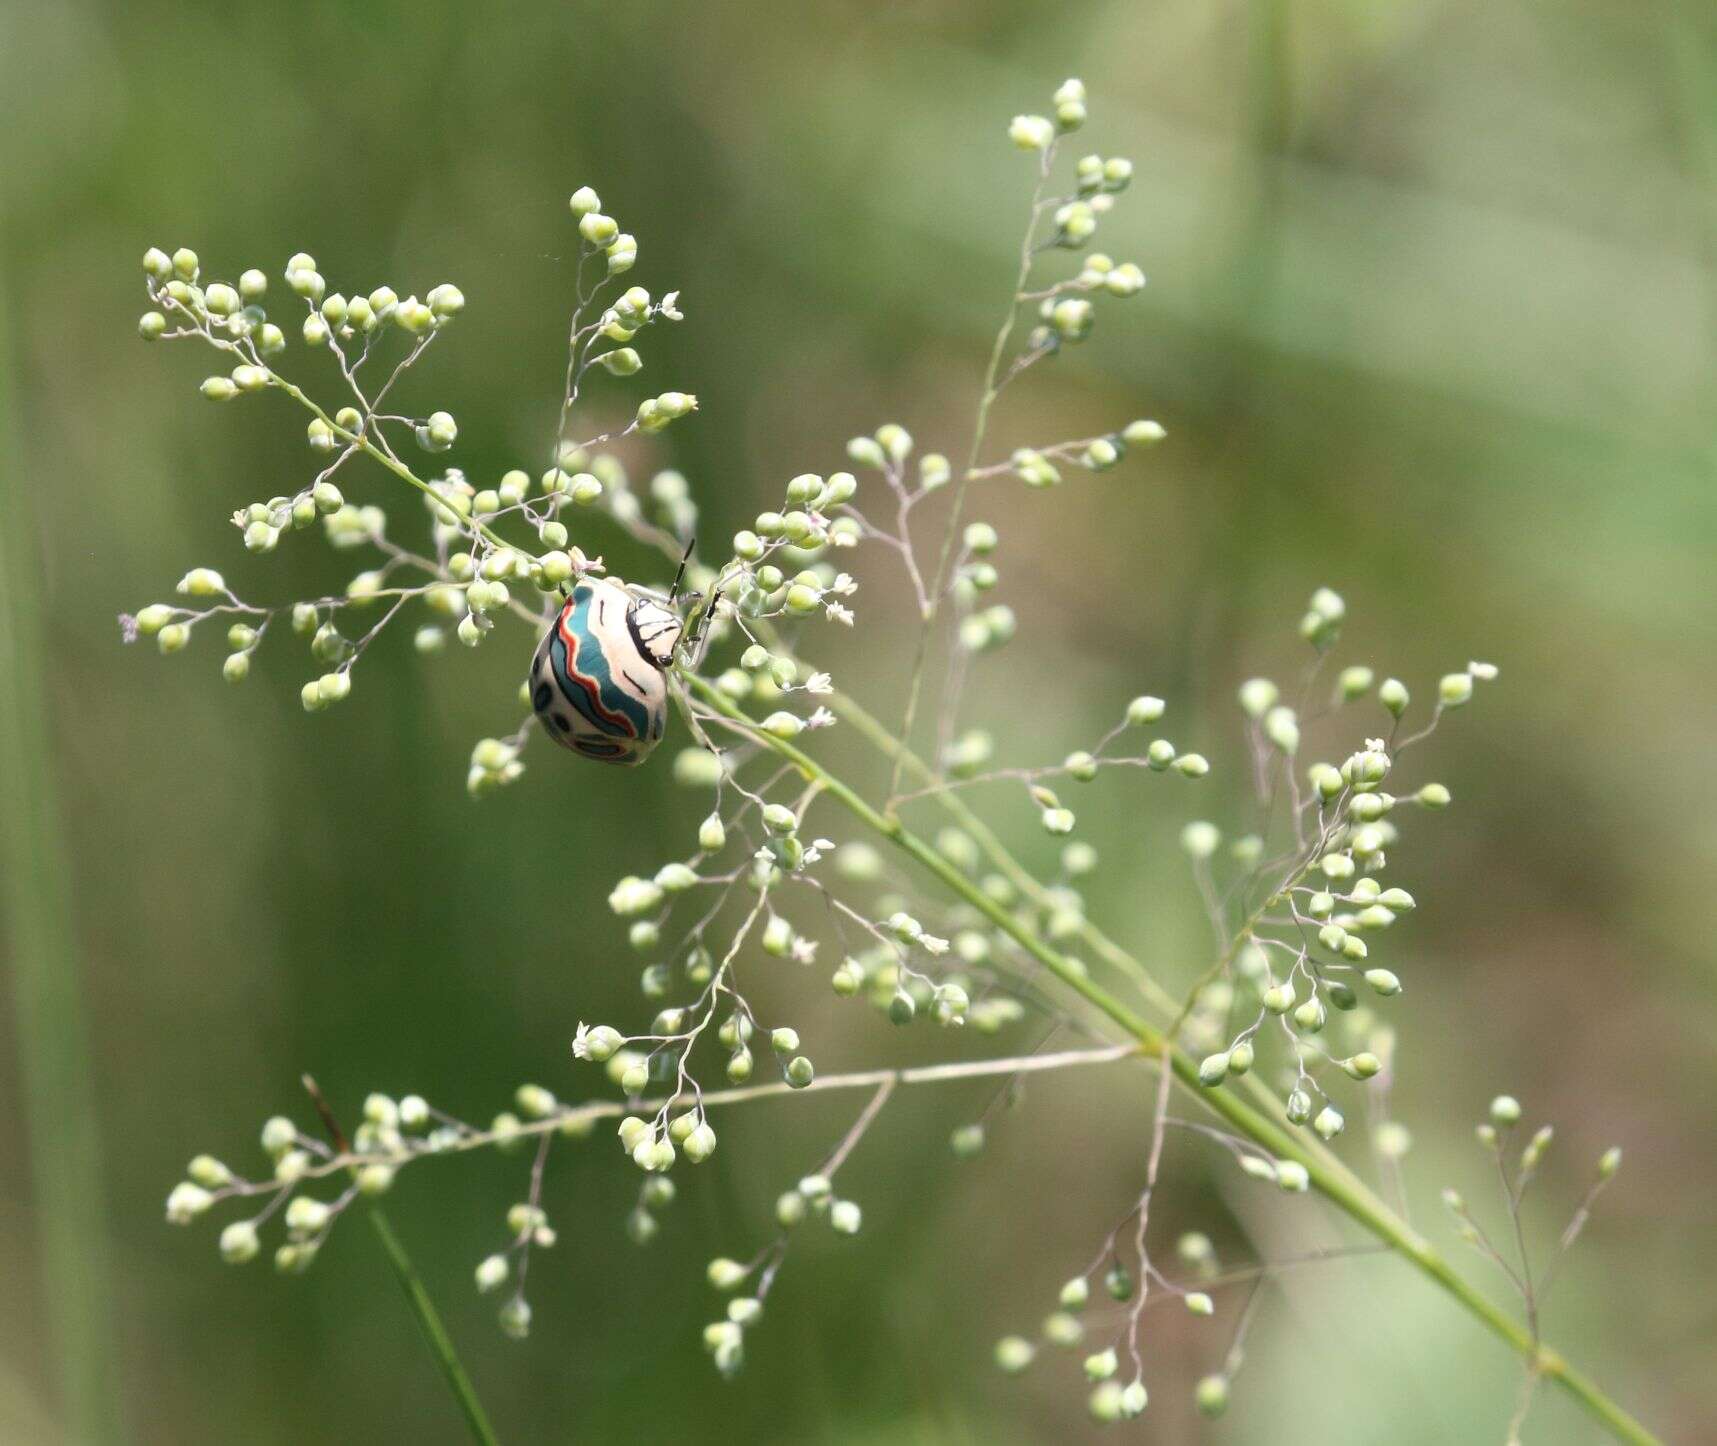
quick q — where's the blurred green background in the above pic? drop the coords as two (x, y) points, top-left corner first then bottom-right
(3, 0), (1714, 1441)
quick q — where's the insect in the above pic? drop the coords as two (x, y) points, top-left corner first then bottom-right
(528, 546), (715, 765)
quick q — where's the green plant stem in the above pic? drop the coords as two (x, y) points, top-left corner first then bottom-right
(810, 670), (1410, 1216)
(0, 253), (126, 1443)
(884, 151), (1054, 809)
(302, 1077), (500, 1446)
(367, 1208), (502, 1446)
(687, 675), (1658, 1446)
(255, 369), (1653, 1443)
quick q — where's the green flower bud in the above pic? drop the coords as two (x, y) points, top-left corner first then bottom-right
(578, 212), (619, 246)
(185, 1154), (232, 1189)
(284, 1196), (331, 1238)
(1439, 671), (1474, 707)
(260, 1116), (298, 1156)
(172, 247), (200, 280)
(1177, 1234), (1215, 1272)
(498, 1297), (532, 1339)
(596, 347), (641, 376)
(1055, 93), (1087, 133)
(1522, 1125), (1554, 1172)
(1181, 821), (1220, 859)
(220, 1221), (261, 1264)
(1104, 263), (1145, 298)
(707, 1257), (748, 1291)
(1195, 1374), (1230, 1417)
(918, 454), (951, 490)
(1489, 1094), (1521, 1126)
(724, 1297), (761, 1326)
(1275, 1160), (1310, 1191)
(1118, 694), (1165, 729)
(1174, 752), (1210, 778)
(427, 283), (465, 318)
(949, 1123), (985, 1158)
(1054, 200), (1097, 246)
(1122, 419), (1165, 446)
(394, 296), (435, 334)
(156, 623), (191, 654)
(995, 1336), (1035, 1374)
(785, 1056), (815, 1088)
(683, 1122), (718, 1162)
(1043, 1311), (1084, 1347)
(761, 915), (793, 956)
(138, 311), (167, 340)
(1238, 678), (1278, 717)
(1417, 782), (1452, 808)
(1041, 807), (1075, 835)
(1364, 968), (1402, 996)
(1336, 665), (1374, 701)
(422, 410), (457, 451)
(1084, 1348), (1118, 1381)
(1344, 1052), (1382, 1080)
(1264, 705), (1300, 755)
(134, 604), (175, 636)
(673, 748), (724, 787)
(1197, 1051), (1230, 1086)
(1050, 297), (1094, 341)
(829, 1199), (861, 1234)
(1007, 114), (1055, 151)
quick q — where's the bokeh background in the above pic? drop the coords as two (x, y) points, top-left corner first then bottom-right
(3, 0), (1714, 1442)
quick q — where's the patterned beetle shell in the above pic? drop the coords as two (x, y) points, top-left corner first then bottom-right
(529, 577), (681, 764)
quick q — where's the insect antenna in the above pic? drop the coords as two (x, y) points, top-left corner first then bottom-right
(668, 536), (695, 604)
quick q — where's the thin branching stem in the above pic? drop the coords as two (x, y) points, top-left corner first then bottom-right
(684, 673), (1660, 1446)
